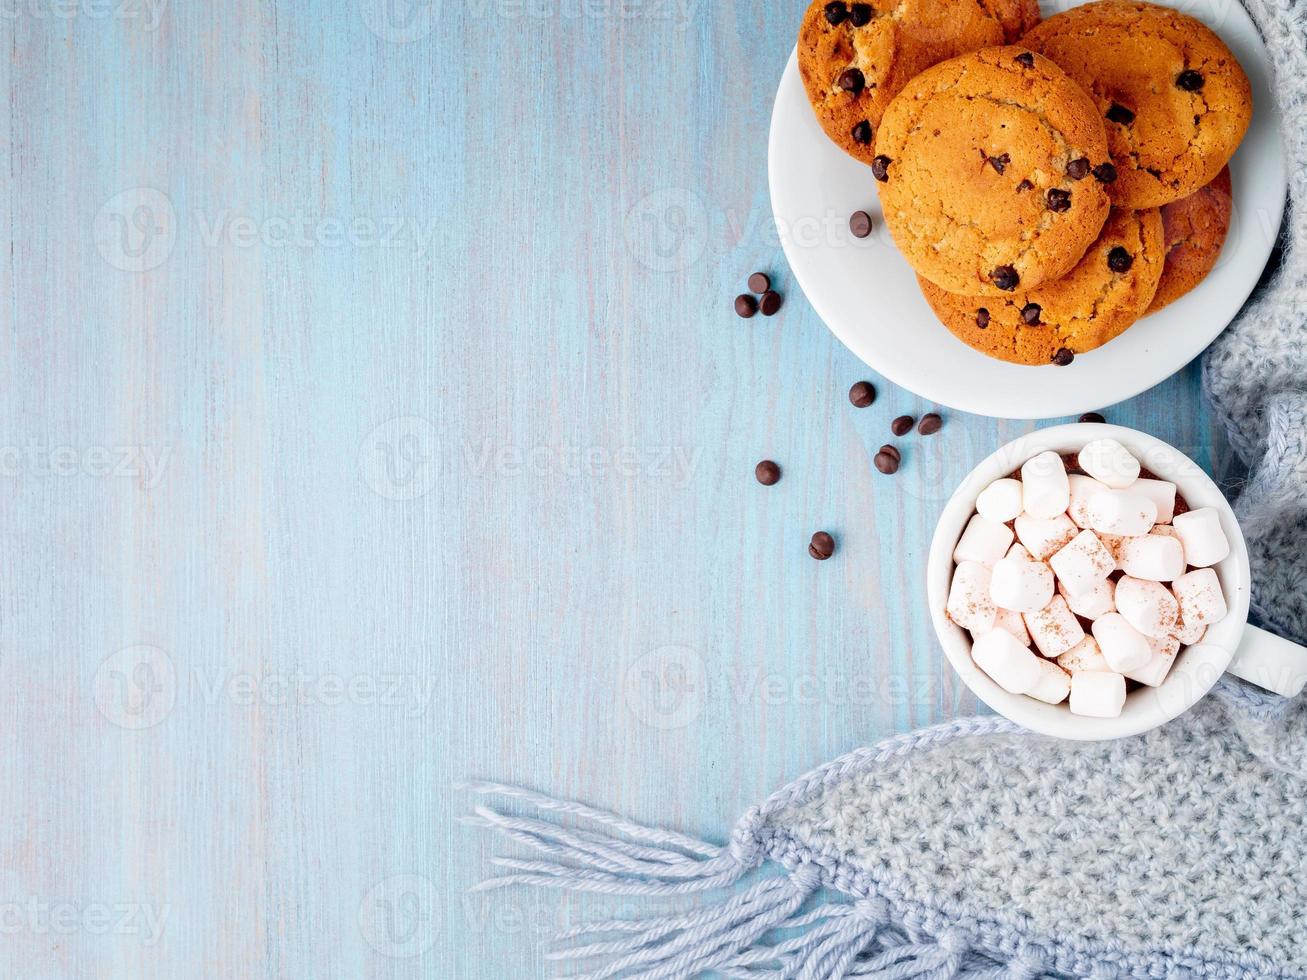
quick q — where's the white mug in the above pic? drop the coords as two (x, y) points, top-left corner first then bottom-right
(926, 423), (1307, 740)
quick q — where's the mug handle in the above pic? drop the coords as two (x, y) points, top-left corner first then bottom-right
(1226, 624), (1307, 697)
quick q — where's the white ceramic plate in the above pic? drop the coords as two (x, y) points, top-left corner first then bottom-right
(768, 0), (1286, 420)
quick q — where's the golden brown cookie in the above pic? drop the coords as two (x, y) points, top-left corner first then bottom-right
(796, 0), (1040, 165)
(1147, 166), (1232, 312)
(1024, 1), (1251, 210)
(874, 46), (1112, 296)
(919, 207), (1165, 366)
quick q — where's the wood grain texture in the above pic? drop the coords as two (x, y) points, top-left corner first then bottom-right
(0, 0), (1228, 976)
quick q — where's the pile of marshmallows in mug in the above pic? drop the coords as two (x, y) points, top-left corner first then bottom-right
(946, 439), (1230, 719)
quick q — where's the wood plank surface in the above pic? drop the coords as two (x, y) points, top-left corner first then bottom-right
(0, 0), (1226, 975)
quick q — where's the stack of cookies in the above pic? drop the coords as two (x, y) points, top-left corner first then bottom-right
(798, 0), (1249, 366)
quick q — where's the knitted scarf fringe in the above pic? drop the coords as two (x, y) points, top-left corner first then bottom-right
(462, 718), (1035, 980)
(463, 782), (977, 980)
(465, 709), (1298, 979)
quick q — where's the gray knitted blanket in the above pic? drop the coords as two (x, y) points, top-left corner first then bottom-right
(1203, 0), (1307, 648)
(467, 2), (1307, 975)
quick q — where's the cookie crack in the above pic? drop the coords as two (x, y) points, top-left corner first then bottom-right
(898, 91), (1087, 269)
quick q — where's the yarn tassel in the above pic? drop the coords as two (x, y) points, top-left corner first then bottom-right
(552, 870), (820, 979)
(714, 900), (970, 980)
(462, 782), (975, 979)
(462, 781), (748, 895)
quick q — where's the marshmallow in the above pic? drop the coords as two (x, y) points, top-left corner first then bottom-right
(1027, 658), (1072, 705)
(1150, 524), (1181, 541)
(1172, 568), (1228, 627)
(1015, 513), (1078, 561)
(1069, 671), (1127, 718)
(1171, 508), (1230, 568)
(1171, 615), (1206, 646)
(1049, 530), (1115, 596)
(1067, 474), (1110, 529)
(971, 630), (1042, 694)
(1093, 612), (1153, 672)
(1125, 634), (1181, 687)
(1098, 533), (1127, 569)
(1118, 534), (1186, 582)
(1128, 478), (1178, 524)
(971, 608), (1032, 647)
(976, 478), (1024, 524)
(1086, 489), (1159, 537)
(947, 561), (997, 632)
(1056, 634), (1110, 674)
(1059, 576), (1116, 620)
(1078, 438), (1140, 489)
(953, 514), (1015, 566)
(1025, 595), (1086, 658)
(1021, 451), (1072, 519)
(990, 556), (1055, 613)
(1006, 543), (1032, 562)
(1115, 577), (1180, 638)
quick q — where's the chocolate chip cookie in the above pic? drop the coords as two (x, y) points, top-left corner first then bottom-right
(1148, 166), (1232, 312)
(1024, 1), (1252, 209)
(875, 47), (1112, 296)
(797, 0), (1039, 165)
(919, 207), (1165, 365)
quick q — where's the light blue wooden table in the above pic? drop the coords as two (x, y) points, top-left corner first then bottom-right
(1, 1), (1226, 976)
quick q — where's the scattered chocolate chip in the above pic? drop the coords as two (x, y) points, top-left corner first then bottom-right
(1093, 162), (1118, 184)
(1046, 188), (1072, 212)
(990, 265), (1019, 291)
(917, 413), (942, 435)
(871, 155), (891, 182)
(759, 290), (783, 316)
(849, 210), (873, 238)
(1106, 103), (1135, 125)
(734, 294), (757, 318)
(1107, 246), (1134, 273)
(1015, 51), (1035, 68)
(1079, 411), (1106, 424)
(824, 1), (848, 24)
(808, 531), (835, 560)
(748, 272), (770, 293)
(874, 447), (900, 474)
(755, 460), (781, 485)
(975, 308), (990, 328)
(837, 67), (865, 94)
(891, 415), (914, 436)
(981, 151), (1010, 175)
(1067, 158), (1091, 180)
(849, 2), (872, 26)
(1176, 69), (1204, 91)
(1052, 347), (1075, 366)
(851, 120), (873, 144)
(1020, 302), (1042, 325)
(848, 380), (876, 408)
(1015, 179), (1034, 192)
